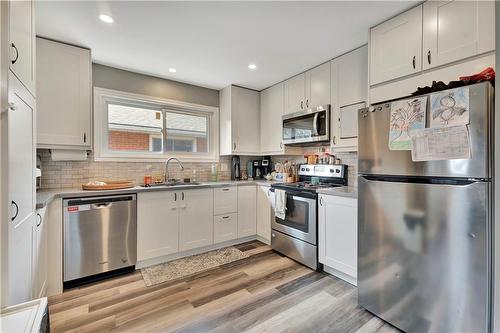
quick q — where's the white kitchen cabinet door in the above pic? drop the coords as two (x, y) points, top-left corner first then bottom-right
(335, 46), (368, 107)
(237, 186), (257, 238)
(370, 5), (422, 85)
(422, 0), (494, 70)
(214, 213), (238, 243)
(256, 185), (273, 242)
(214, 187), (238, 215)
(137, 191), (179, 261)
(7, 213), (34, 305)
(8, 76), (34, 225)
(284, 73), (306, 115)
(219, 85), (260, 155)
(9, 0), (35, 95)
(318, 195), (357, 284)
(179, 189), (214, 251)
(305, 62), (330, 108)
(260, 83), (285, 154)
(333, 102), (365, 150)
(36, 38), (91, 149)
(32, 207), (47, 299)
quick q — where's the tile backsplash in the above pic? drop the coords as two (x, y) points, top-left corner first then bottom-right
(38, 149), (358, 190)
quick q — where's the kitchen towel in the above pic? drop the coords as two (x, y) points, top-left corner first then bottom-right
(275, 189), (287, 220)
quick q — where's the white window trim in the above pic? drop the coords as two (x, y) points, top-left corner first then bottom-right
(94, 87), (219, 162)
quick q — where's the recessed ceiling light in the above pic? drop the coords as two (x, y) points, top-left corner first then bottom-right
(169, 68), (177, 73)
(248, 63), (257, 70)
(99, 14), (114, 24)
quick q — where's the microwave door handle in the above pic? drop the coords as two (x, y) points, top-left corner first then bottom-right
(313, 113), (319, 136)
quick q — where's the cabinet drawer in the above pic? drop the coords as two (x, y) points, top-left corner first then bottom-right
(214, 187), (238, 215)
(214, 213), (238, 243)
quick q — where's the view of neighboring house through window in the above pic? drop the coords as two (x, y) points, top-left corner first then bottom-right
(106, 104), (209, 154)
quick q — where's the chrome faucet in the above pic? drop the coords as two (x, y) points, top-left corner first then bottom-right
(165, 157), (184, 182)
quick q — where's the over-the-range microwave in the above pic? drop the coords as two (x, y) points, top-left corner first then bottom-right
(282, 104), (330, 145)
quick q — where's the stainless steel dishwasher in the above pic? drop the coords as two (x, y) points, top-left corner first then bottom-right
(63, 194), (137, 284)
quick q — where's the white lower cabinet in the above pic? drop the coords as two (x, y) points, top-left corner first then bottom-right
(257, 185), (273, 243)
(214, 187), (237, 215)
(318, 194), (357, 285)
(32, 207), (48, 299)
(214, 213), (238, 243)
(237, 186), (257, 238)
(179, 189), (214, 251)
(137, 191), (179, 261)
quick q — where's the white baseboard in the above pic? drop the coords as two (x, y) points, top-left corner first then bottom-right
(256, 235), (270, 245)
(323, 265), (357, 286)
(137, 235), (258, 269)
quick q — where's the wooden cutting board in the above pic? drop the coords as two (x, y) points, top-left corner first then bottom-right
(82, 180), (135, 191)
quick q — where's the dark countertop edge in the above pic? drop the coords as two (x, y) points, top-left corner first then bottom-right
(36, 180), (275, 209)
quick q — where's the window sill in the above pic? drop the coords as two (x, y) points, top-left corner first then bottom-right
(94, 153), (220, 163)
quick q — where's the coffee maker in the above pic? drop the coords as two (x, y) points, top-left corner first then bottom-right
(252, 160), (262, 179)
(231, 155), (241, 180)
(261, 156), (271, 176)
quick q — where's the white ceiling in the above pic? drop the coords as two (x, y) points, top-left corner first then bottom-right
(36, 1), (417, 91)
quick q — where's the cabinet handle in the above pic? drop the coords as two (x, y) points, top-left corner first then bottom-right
(174, 193), (177, 201)
(181, 192), (184, 200)
(319, 197), (323, 206)
(11, 43), (18, 64)
(222, 188), (230, 191)
(412, 56), (416, 69)
(36, 213), (42, 227)
(233, 142), (236, 150)
(306, 99), (309, 108)
(333, 136), (336, 145)
(10, 201), (18, 221)
(280, 142), (283, 149)
(427, 50), (431, 65)
(171, 206), (177, 210)
(222, 216), (230, 219)
(83, 132), (87, 143)
(300, 101), (304, 110)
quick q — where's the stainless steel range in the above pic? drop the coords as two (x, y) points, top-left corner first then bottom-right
(270, 164), (347, 270)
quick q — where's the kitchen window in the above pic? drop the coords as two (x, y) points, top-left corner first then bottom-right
(94, 87), (219, 162)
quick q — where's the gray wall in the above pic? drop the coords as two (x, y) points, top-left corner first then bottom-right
(92, 63), (219, 107)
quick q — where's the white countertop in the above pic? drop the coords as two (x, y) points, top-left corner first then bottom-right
(315, 186), (358, 198)
(36, 180), (275, 209)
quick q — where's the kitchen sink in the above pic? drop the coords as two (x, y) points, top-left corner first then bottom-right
(142, 181), (201, 188)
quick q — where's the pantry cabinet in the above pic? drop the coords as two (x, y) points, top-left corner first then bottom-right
(219, 85), (260, 155)
(318, 194), (357, 285)
(9, 0), (36, 96)
(179, 189), (214, 251)
(137, 191), (180, 260)
(331, 46), (367, 151)
(370, 5), (423, 85)
(237, 186), (257, 238)
(36, 38), (92, 149)
(422, 0), (494, 70)
(284, 62), (331, 115)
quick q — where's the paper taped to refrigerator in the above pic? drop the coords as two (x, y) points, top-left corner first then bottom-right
(430, 87), (470, 128)
(409, 125), (471, 162)
(388, 97), (427, 150)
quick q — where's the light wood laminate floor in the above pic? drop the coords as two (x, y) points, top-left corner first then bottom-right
(48, 241), (400, 333)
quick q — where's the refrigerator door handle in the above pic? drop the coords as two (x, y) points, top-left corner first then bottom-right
(359, 175), (485, 186)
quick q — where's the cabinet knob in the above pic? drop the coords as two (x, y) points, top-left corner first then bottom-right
(427, 50), (431, 65)
(300, 101), (303, 110)
(412, 56), (416, 70)
(11, 43), (18, 65)
(10, 201), (18, 222)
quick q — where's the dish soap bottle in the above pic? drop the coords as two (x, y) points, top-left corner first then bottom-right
(211, 163), (218, 182)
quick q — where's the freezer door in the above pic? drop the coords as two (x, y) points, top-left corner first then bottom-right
(358, 82), (493, 178)
(358, 176), (490, 333)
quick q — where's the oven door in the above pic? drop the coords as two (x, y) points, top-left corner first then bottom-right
(282, 106), (329, 145)
(271, 189), (317, 244)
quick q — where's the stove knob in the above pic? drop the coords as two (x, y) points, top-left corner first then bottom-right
(306, 168), (310, 171)
(335, 169), (340, 173)
(301, 168), (305, 171)
(330, 169), (334, 173)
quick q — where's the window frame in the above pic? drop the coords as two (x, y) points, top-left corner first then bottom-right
(94, 87), (219, 162)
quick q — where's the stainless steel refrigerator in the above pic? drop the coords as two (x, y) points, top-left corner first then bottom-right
(358, 82), (493, 333)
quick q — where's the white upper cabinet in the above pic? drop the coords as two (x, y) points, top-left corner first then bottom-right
(422, 0), (494, 70)
(219, 85), (260, 155)
(370, 5), (423, 85)
(36, 38), (91, 149)
(284, 73), (306, 115)
(179, 189), (214, 251)
(331, 46), (367, 151)
(305, 62), (331, 108)
(260, 83), (284, 154)
(9, 0), (35, 96)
